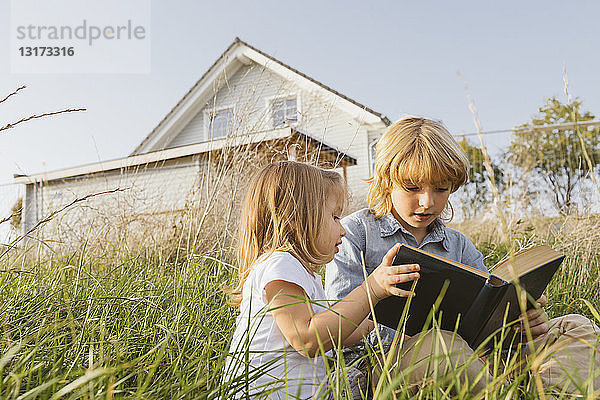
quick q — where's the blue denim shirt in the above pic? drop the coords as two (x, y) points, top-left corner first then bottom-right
(324, 208), (488, 351)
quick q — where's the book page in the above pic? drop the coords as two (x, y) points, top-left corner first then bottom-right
(491, 245), (563, 282)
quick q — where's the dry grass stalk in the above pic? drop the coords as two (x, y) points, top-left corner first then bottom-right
(0, 85), (86, 133)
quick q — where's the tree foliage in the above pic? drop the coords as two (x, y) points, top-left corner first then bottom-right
(10, 198), (22, 231)
(457, 138), (504, 218)
(507, 97), (600, 215)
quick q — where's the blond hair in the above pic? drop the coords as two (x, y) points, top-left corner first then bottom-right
(227, 161), (346, 307)
(367, 117), (469, 218)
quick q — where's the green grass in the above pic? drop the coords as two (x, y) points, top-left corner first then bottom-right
(0, 246), (237, 398)
(1, 220), (600, 399)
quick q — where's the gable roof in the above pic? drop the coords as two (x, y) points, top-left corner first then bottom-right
(131, 37), (391, 155)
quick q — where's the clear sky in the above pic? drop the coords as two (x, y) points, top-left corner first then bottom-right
(1, 0), (599, 236)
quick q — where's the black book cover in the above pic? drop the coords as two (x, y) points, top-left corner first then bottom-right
(372, 244), (565, 349)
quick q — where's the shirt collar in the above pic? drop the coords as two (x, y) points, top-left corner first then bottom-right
(377, 213), (404, 237)
(377, 213), (449, 251)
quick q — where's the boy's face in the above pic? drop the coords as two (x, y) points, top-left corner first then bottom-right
(390, 183), (450, 239)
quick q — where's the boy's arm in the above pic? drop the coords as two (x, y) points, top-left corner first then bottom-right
(326, 216), (401, 348)
(460, 237), (487, 272)
(324, 222), (377, 345)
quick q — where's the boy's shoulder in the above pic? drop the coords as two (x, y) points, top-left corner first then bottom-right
(441, 225), (475, 244)
(342, 208), (376, 226)
(340, 208), (377, 234)
(437, 224), (481, 258)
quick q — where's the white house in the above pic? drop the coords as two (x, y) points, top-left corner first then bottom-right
(14, 38), (391, 246)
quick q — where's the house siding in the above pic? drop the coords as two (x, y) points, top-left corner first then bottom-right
(299, 89), (375, 204)
(167, 62), (385, 207)
(31, 157), (202, 243)
(24, 141), (340, 248)
(168, 112), (205, 148)
(168, 63), (295, 148)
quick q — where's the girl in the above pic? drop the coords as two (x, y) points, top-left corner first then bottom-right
(225, 161), (420, 399)
(325, 117), (600, 396)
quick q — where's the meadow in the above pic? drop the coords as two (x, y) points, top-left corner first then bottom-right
(1, 212), (599, 399)
(2, 86), (599, 398)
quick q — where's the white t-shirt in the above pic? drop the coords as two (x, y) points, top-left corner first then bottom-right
(225, 251), (331, 399)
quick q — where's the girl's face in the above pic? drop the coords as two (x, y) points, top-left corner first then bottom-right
(315, 190), (346, 263)
(390, 182), (450, 241)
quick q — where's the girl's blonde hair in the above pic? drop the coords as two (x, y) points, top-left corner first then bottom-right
(227, 161), (346, 307)
(367, 117), (469, 218)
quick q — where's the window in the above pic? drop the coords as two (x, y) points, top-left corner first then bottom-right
(208, 108), (233, 139)
(272, 98), (297, 128)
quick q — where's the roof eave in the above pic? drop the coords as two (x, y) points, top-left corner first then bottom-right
(14, 126), (357, 184)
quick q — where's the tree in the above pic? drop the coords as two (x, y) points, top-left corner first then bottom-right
(10, 198), (22, 232)
(456, 138), (504, 218)
(507, 97), (600, 215)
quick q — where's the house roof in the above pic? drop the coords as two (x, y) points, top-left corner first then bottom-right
(131, 37), (391, 155)
(237, 38), (391, 127)
(13, 127), (356, 184)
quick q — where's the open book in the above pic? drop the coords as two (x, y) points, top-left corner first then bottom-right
(373, 244), (565, 349)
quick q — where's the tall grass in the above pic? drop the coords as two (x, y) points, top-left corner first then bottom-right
(1, 62), (369, 398)
(1, 217), (599, 399)
(0, 246), (236, 398)
(3, 70), (600, 398)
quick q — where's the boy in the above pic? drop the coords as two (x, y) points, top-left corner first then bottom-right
(326, 117), (600, 397)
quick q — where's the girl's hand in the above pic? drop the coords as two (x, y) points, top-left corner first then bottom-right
(363, 243), (420, 301)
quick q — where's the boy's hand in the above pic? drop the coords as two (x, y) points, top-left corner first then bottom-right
(363, 243), (420, 301)
(516, 294), (549, 339)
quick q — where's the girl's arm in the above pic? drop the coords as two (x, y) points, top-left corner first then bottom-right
(264, 243), (419, 357)
(341, 317), (374, 347)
